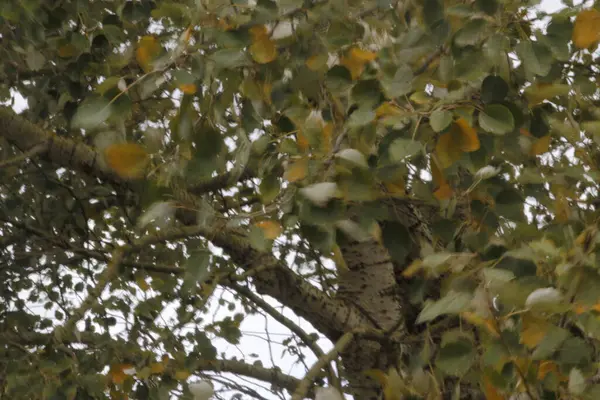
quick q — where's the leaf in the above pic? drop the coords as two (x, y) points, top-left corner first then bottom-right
(483, 376), (505, 400)
(478, 104), (514, 135)
(382, 64), (414, 98)
(284, 158), (308, 182)
(417, 291), (472, 323)
(388, 139), (423, 162)
(573, 9), (600, 49)
(530, 135), (551, 156)
(72, 97), (113, 129)
(525, 287), (563, 309)
(568, 368), (586, 395)
(430, 109), (453, 132)
(249, 25), (277, 64)
(336, 148), (369, 168)
(524, 83), (570, 106)
(516, 40), (552, 77)
(521, 314), (551, 348)
(306, 53), (329, 71)
(481, 75), (508, 103)
(25, 45), (45, 71)
(173, 369), (191, 380)
(137, 201), (175, 230)
(104, 143), (150, 179)
(254, 220), (282, 239)
(341, 47), (377, 80)
(454, 118), (480, 151)
(136, 35), (161, 72)
(149, 362), (166, 374)
(179, 83), (197, 94)
(300, 182), (339, 207)
(182, 249), (211, 291)
(435, 337), (476, 376)
(435, 132), (462, 169)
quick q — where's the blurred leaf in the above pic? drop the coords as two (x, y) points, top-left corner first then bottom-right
(254, 220), (282, 240)
(430, 109), (453, 132)
(249, 25), (277, 64)
(136, 35), (161, 72)
(104, 143), (149, 179)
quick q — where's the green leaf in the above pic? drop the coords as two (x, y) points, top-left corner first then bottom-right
(454, 19), (488, 47)
(182, 249), (211, 291)
(388, 138), (423, 162)
(72, 97), (113, 130)
(417, 291), (472, 324)
(429, 109), (453, 132)
(382, 64), (414, 98)
(516, 40), (553, 77)
(435, 338), (476, 376)
(481, 75), (508, 104)
(478, 104), (514, 135)
(25, 45), (46, 71)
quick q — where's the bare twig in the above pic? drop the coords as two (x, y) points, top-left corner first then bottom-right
(0, 143), (47, 168)
(292, 331), (356, 400)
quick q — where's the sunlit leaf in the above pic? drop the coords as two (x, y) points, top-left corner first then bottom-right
(530, 135), (551, 156)
(284, 158), (308, 182)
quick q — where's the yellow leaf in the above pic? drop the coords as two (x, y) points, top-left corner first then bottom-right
(554, 194), (570, 223)
(537, 361), (565, 381)
(484, 376), (505, 400)
(254, 220), (283, 239)
(322, 122), (333, 153)
(249, 25), (269, 39)
(402, 259), (423, 278)
(573, 9), (600, 49)
(136, 276), (150, 291)
(136, 36), (161, 72)
(434, 182), (454, 201)
(179, 83), (197, 94)
(250, 29), (277, 64)
(340, 47), (377, 80)
(104, 143), (150, 179)
(58, 44), (76, 58)
(530, 135), (551, 156)
(521, 314), (550, 348)
(306, 53), (329, 71)
(150, 362), (166, 374)
(363, 369), (388, 386)
(284, 158), (308, 182)
(454, 118), (480, 152)
(435, 132), (462, 169)
(109, 364), (135, 385)
(460, 312), (499, 337)
(296, 131), (309, 152)
(375, 102), (403, 118)
(174, 369), (191, 380)
(524, 83), (570, 106)
(331, 244), (348, 272)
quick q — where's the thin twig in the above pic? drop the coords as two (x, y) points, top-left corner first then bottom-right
(0, 143), (47, 168)
(292, 331), (356, 400)
(230, 283), (338, 389)
(414, 46), (444, 76)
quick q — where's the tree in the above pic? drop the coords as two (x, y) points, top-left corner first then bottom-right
(2, 0), (600, 398)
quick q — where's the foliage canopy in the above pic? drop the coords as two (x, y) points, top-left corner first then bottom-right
(3, 0), (600, 399)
